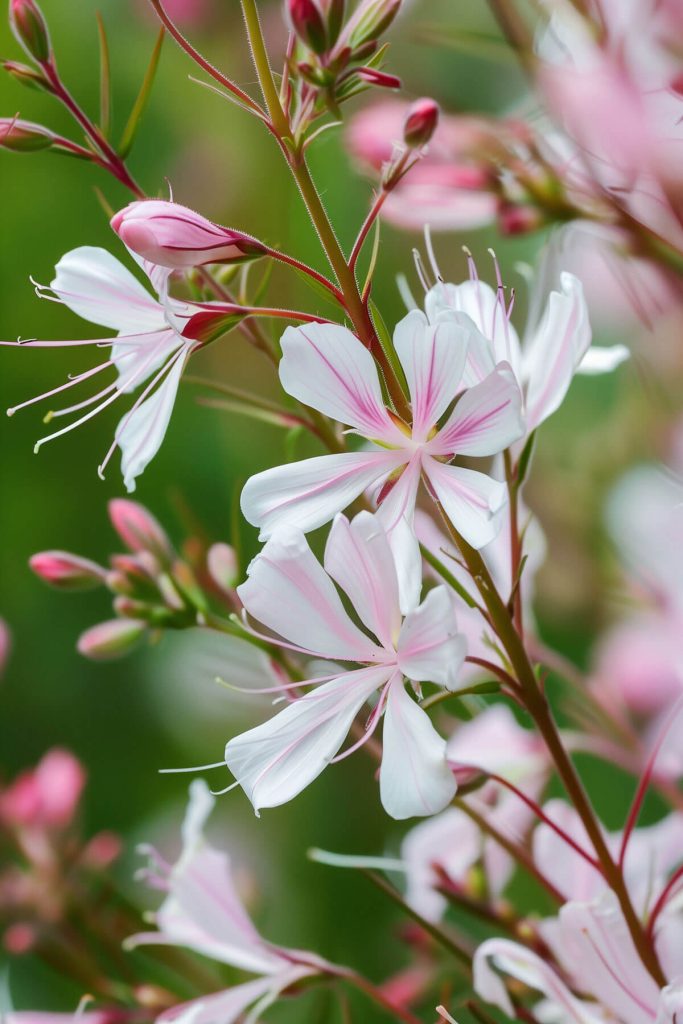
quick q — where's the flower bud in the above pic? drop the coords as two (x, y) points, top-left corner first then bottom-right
(2, 59), (52, 91)
(288, 0), (328, 54)
(3, 922), (37, 954)
(29, 550), (105, 590)
(108, 498), (173, 562)
(82, 830), (122, 869)
(355, 66), (401, 89)
(9, 0), (51, 63)
(207, 542), (239, 592)
(110, 200), (268, 270)
(0, 618), (11, 678)
(0, 749), (85, 829)
(77, 618), (147, 660)
(345, 0), (401, 49)
(182, 308), (245, 344)
(497, 202), (544, 236)
(0, 117), (53, 152)
(403, 97), (439, 148)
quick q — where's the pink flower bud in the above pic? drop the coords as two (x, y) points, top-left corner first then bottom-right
(29, 550), (105, 590)
(9, 0), (51, 63)
(497, 202), (544, 235)
(181, 307), (244, 343)
(82, 830), (122, 868)
(0, 618), (10, 678)
(3, 921), (37, 954)
(0, 749), (85, 830)
(288, 0), (328, 53)
(403, 97), (440, 148)
(355, 66), (401, 89)
(0, 117), (53, 151)
(110, 200), (268, 270)
(77, 618), (147, 660)
(108, 498), (173, 561)
(2, 59), (52, 91)
(207, 542), (239, 592)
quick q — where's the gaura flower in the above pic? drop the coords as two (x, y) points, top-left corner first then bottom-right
(225, 511), (466, 820)
(241, 313), (525, 562)
(3, 246), (216, 492)
(128, 780), (329, 1024)
(421, 250), (628, 435)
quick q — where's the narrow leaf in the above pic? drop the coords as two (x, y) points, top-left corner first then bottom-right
(119, 26), (165, 158)
(361, 217), (381, 302)
(369, 300), (409, 400)
(96, 12), (112, 139)
(420, 543), (479, 609)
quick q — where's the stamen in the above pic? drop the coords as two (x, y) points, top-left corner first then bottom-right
(424, 224), (442, 282)
(210, 780), (241, 796)
(158, 760), (226, 774)
(412, 248), (432, 294)
(328, 679), (391, 763)
(396, 273), (419, 311)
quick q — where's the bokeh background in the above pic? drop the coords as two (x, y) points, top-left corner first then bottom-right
(1, 0), (681, 1015)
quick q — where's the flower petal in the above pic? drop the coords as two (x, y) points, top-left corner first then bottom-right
(430, 363), (524, 457)
(577, 344), (630, 375)
(238, 527), (382, 662)
(51, 246), (167, 334)
(398, 586), (466, 690)
(324, 512), (401, 649)
(158, 978), (278, 1024)
(422, 459), (507, 549)
(279, 322), (402, 441)
(225, 667), (391, 812)
(374, 457), (424, 614)
(425, 280), (522, 376)
(241, 450), (405, 540)
(522, 272), (591, 431)
(392, 310), (468, 440)
(380, 678), (457, 819)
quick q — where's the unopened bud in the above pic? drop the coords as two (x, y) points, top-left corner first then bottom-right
(30, 550), (105, 590)
(0, 116), (53, 151)
(9, 0), (51, 63)
(355, 66), (401, 89)
(109, 498), (173, 562)
(134, 985), (177, 1011)
(403, 97), (439, 148)
(77, 618), (147, 660)
(0, 618), (11, 678)
(182, 308), (244, 344)
(111, 200), (268, 271)
(2, 59), (52, 91)
(288, 0), (328, 53)
(207, 542), (239, 592)
(345, 0), (401, 49)
(498, 202), (544, 235)
(82, 830), (122, 869)
(3, 922), (37, 955)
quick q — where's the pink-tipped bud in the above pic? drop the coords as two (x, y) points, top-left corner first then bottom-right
(77, 618), (147, 660)
(108, 498), (173, 562)
(3, 922), (37, 954)
(207, 542), (239, 592)
(355, 66), (401, 89)
(2, 59), (51, 91)
(0, 748), (85, 830)
(497, 202), (544, 236)
(29, 550), (105, 590)
(288, 0), (328, 53)
(182, 307), (244, 344)
(345, 0), (401, 49)
(9, 0), (51, 63)
(0, 618), (11, 678)
(110, 200), (268, 271)
(0, 116), (53, 151)
(403, 97), (439, 148)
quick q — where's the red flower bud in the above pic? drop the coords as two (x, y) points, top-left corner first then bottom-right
(403, 97), (440, 148)
(2, 59), (52, 91)
(288, 0), (328, 54)
(355, 66), (401, 89)
(29, 550), (105, 590)
(9, 0), (51, 63)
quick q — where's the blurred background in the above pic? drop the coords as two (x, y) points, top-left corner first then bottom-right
(1, 0), (682, 1014)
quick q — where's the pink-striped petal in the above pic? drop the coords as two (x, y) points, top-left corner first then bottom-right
(380, 677), (457, 819)
(398, 586), (466, 690)
(279, 322), (403, 442)
(392, 310), (468, 441)
(430, 363), (524, 458)
(237, 527), (382, 662)
(241, 450), (405, 540)
(422, 458), (507, 550)
(324, 512), (401, 650)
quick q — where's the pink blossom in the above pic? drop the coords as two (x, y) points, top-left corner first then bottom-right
(111, 200), (267, 271)
(128, 780), (329, 1023)
(241, 314), (524, 570)
(0, 749), (85, 830)
(225, 511), (466, 819)
(347, 100), (500, 230)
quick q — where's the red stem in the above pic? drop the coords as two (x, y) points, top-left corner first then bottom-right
(646, 863), (683, 941)
(268, 248), (345, 303)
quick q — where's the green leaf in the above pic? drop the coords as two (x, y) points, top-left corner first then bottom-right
(368, 300), (409, 401)
(516, 429), (536, 487)
(96, 12), (112, 139)
(119, 26), (165, 158)
(361, 217), (381, 301)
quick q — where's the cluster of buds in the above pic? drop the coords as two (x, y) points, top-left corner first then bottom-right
(286, 0), (404, 126)
(30, 499), (240, 660)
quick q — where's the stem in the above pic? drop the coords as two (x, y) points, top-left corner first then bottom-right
(646, 864), (683, 941)
(504, 450), (523, 634)
(336, 968), (425, 1024)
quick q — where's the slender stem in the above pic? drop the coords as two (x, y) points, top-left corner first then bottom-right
(268, 248), (344, 303)
(504, 451), (523, 633)
(646, 864), (683, 941)
(335, 968), (425, 1024)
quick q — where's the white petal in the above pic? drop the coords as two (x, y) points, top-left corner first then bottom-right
(374, 458), (424, 614)
(117, 348), (187, 492)
(158, 978), (276, 1024)
(279, 322), (403, 441)
(423, 459), (507, 550)
(237, 526), (381, 661)
(658, 981), (683, 1024)
(431, 363), (525, 457)
(522, 272), (591, 431)
(324, 512), (401, 649)
(51, 246), (167, 334)
(392, 310), (468, 440)
(112, 329), (181, 394)
(425, 280), (522, 376)
(380, 678), (457, 819)
(225, 667), (390, 812)
(402, 807), (482, 922)
(241, 450), (405, 540)
(398, 586), (466, 690)
(577, 344), (630, 374)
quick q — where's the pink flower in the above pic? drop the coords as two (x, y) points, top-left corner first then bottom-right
(3, 246), (217, 491)
(111, 200), (267, 271)
(0, 749), (85, 830)
(225, 511), (466, 819)
(347, 100), (500, 230)
(128, 780), (329, 1023)
(241, 314), (524, 565)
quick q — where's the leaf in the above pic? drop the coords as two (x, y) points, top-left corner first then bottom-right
(516, 429), (536, 487)
(119, 26), (165, 158)
(96, 12), (112, 139)
(361, 217), (381, 302)
(368, 300), (409, 400)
